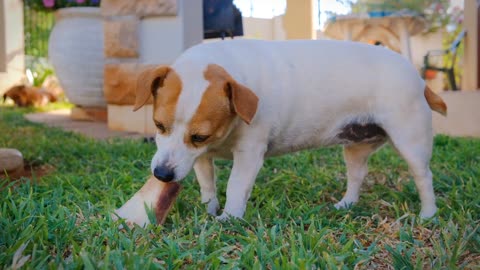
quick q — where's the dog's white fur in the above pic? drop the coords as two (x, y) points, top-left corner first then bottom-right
(116, 40), (441, 224)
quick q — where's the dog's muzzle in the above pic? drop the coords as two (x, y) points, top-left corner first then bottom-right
(153, 165), (175, 182)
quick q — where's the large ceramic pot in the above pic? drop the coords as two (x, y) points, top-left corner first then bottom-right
(48, 7), (105, 107)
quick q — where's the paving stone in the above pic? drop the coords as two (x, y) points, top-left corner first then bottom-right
(0, 148), (24, 173)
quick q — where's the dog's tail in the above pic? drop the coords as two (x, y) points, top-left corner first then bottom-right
(424, 86), (447, 116)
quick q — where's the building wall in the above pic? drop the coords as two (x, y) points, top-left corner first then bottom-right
(462, 0), (479, 90)
(0, 0), (25, 95)
(283, 0), (315, 39)
(0, 0), (5, 72)
(242, 16), (285, 40)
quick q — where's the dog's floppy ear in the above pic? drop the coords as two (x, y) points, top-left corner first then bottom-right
(133, 66), (170, 112)
(204, 64), (259, 124)
(225, 80), (259, 125)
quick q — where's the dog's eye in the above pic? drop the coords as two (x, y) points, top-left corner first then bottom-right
(191, 134), (210, 144)
(155, 122), (166, 133)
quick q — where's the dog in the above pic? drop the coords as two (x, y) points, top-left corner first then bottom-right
(3, 85), (57, 107)
(116, 39), (447, 224)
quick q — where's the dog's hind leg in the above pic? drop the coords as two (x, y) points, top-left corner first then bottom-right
(335, 142), (384, 209)
(385, 110), (437, 218)
(193, 155), (219, 215)
(389, 134), (437, 218)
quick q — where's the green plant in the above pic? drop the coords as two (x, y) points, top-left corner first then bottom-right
(25, 57), (55, 87)
(440, 26), (464, 90)
(23, 3), (55, 58)
(441, 4), (464, 90)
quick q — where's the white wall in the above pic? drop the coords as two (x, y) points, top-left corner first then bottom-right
(139, 0), (202, 65)
(242, 16), (285, 40)
(0, 0), (25, 95)
(242, 17), (274, 40)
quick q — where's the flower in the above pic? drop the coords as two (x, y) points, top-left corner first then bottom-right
(42, 0), (55, 8)
(31, 0), (101, 11)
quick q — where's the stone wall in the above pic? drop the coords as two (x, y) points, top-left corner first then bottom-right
(101, 0), (177, 106)
(101, 0), (202, 133)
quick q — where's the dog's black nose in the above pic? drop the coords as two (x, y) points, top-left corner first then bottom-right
(153, 166), (175, 182)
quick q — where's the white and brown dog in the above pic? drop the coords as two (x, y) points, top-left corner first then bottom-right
(115, 40), (447, 225)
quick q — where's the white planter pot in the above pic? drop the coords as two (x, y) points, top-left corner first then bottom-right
(48, 7), (105, 107)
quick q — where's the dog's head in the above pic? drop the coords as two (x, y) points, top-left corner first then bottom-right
(134, 64), (258, 182)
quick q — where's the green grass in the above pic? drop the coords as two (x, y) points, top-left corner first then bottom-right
(0, 106), (479, 269)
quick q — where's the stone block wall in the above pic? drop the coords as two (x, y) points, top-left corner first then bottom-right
(101, 0), (177, 107)
(104, 18), (139, 58)
(101, 0), (202, 133)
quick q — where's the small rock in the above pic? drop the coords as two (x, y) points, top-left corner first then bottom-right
(0, 148), (24, 173)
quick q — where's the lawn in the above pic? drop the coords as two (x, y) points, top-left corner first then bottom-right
(0, 106), (479, 269)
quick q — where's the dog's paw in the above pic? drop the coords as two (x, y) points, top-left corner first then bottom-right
(420, 205), (438, 219)
(216, 212), (243, 222)
(334, 200), (356, 210)
(206, 197), (220, 216)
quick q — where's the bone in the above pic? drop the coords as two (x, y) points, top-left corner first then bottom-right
(113, 176), (181, 226)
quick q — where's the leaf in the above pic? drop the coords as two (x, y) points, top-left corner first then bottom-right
(11, 242), (31, 270)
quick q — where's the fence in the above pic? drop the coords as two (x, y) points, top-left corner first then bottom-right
(23, 1), (55, 60)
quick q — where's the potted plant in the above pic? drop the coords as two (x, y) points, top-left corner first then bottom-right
(29, 0), (106, 107)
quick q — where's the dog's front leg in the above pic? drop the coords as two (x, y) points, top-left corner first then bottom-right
(218, 146), (265, 220)
(193, 155), (219, 215)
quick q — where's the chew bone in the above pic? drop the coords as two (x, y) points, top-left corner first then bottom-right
(113, 176), (181, 226)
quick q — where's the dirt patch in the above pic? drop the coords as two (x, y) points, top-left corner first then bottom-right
(1, 161), (55, 185)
